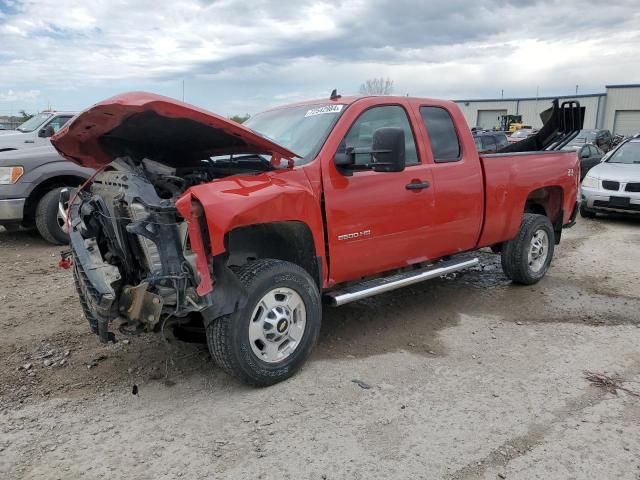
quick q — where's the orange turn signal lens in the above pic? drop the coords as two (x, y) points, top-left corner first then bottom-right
(0, 166), (24, 184)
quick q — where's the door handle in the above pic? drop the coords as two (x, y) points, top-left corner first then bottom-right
(406, 180), (430, 190)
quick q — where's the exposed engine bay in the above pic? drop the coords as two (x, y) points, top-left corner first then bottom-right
(67, 155), (271, 342)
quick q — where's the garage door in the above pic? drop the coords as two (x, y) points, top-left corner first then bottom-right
(476, 110), (507, 130)
(613, 110), (640, 136)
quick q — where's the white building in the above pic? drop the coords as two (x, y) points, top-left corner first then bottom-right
(455, 84), (640, 135)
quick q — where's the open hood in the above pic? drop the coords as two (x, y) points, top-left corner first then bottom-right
(51, 92), (298, 169)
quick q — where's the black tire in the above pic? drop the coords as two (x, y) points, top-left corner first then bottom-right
(35, 188), (68, 244)
(579, 205), (596, 219)
(501, 214), (555, 285)
(206, 259), (321, 386)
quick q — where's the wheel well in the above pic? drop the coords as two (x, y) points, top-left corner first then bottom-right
(524, 186), (564, 243)
(224, 221), (321, 287)
(23, 175), (86, 226)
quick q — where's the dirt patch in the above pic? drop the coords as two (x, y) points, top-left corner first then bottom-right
(1, 217), (640, 479)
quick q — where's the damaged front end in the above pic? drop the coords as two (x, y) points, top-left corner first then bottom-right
(67, 160), (212, 342)
(52, 92), (300, 342)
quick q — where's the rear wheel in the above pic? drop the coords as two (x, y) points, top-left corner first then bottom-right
(35, 187), (69, 244)
(206, 259), (321, 386)
(579, 205), (597, 219)
(501, 214), (555, 285)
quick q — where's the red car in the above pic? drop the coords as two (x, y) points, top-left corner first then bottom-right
(53, 93), (580, 386)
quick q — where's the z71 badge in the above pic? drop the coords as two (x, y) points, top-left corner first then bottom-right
(338, 230), (371, 241)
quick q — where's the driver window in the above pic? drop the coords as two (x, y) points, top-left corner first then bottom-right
(47, 116), (73, 133)
(343, 106), (419, 166)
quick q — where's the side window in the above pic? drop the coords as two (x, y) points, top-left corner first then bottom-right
(420, 106), (461, 162)
(47, 116), (73, 133)
(343, 106), (419, 166)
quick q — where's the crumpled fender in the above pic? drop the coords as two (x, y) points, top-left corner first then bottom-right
(182, 166), (325, 261)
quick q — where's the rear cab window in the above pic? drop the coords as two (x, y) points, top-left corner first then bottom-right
(420, 106), (461, 163)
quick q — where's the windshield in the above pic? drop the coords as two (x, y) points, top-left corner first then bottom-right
(512, 130), (530, 138)
(244, 104), (345, 164)
(606, 141), (640, 164)
(17, 113), (52, 132)
(474, 137), (482, 150)
(561, 145), (581, 151)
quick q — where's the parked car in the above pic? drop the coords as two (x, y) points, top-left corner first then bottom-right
(561, 143), (604, 179)
(53, 92), (580, 386)
(473, 131), (509, 153)
(567, 129), (613, 152)
(0, 111), (76, 151)
(507, 128), (537, 144)
(0, 124), (9, 130)
(0, 145), (94, 243)
(580, 137), (640, 217)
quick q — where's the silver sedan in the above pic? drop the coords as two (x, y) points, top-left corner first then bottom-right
(580, 138), (640, 217)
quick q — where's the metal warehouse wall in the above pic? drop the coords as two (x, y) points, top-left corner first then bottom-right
(455, 95), (605, 129)
(517, 96), (601, 129)
(603, 85), (640, 134)
(456, 101), (518, 128)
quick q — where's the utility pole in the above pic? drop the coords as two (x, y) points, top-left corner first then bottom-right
(501, 89), (504, 99)
(575, 85), (579, 96)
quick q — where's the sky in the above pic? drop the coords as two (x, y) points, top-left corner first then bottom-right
(0, 0), (639, 117)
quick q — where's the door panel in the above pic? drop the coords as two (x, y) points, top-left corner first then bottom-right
(322, 104), (436, 283)
(415, 105), (484, 258)
(324, 166), (435, 282)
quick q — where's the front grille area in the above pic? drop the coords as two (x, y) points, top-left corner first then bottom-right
(602, 180), (620, 191)
(593, 200), (640, 212)
(129, 203), (163, 274)
(625, 183), (640, 192)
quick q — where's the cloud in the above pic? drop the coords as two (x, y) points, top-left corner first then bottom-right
(0, 89), (41, 102)
(0, 0), (639, 114)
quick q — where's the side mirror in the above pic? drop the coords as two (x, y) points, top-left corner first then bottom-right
(370, 127), (405, 173)
(334, 151), (354, 167)
(581, 150), (590, 159)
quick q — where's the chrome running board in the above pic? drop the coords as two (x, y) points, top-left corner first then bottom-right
(325, 257), (479, 307)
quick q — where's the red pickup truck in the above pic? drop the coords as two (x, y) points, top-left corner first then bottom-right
(52, 92), (580, 386)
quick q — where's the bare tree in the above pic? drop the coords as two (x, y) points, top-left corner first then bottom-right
(359, 78), (394, 96)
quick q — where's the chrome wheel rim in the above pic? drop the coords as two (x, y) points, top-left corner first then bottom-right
(57, 197), (69, 231)
(248, 287), (307, 363)
(528, 229), (549, 273)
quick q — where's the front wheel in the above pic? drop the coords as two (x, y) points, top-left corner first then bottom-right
(35, 187), (69, 244)
(206, 259), (321, 386)
(501, 214), (555, 285)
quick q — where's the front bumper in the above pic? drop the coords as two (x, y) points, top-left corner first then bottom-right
(69, 210), (121, 342)
(0, 197), (25, 223)
(581, 186), (640, 214)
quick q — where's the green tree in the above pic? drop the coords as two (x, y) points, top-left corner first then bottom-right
(18, 110), (33, 121)
(230, 114), (250, 124)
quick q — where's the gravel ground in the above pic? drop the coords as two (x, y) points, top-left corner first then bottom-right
(1, 216), (639, 480)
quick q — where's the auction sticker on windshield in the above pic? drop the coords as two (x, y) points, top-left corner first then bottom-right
(305, 105), (344, 117)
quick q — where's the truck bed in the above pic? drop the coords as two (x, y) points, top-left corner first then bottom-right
(477, 150), (579, 247)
